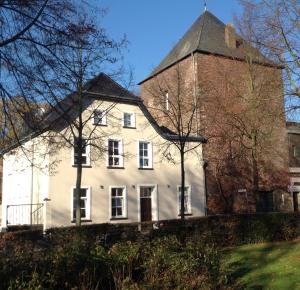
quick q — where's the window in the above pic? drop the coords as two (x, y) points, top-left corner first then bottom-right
(177, 185), (191, 215)
(294, 145), (300, 158)
(138, 141), (152, 169)
(72, 187), (90, 220)
(110, 186), (127, 219)
(73, 138), (90, 166)
(165, 91), (169, 111)
(108, 139), (123, 167)
(93, 110), (106, 125)
(123, 112), (135, 128)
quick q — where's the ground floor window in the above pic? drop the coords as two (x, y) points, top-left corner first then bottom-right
(110, 186), (127, 219)
(177, 185), (191, 215)
(72, 187), (90, 220)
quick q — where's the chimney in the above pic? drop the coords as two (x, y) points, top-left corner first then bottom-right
(225, 23), (236, 49)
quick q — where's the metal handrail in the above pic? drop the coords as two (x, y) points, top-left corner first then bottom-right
(6, 203), (44, 226)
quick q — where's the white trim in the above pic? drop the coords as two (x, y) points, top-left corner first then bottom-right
(137, 140), (153, 169)
(123, 111), (136, 128)
(93, 109), (107, 126)
(290, 167), (300, 173)
(107, 137), (124, 168)
(70, 186), (91, 221)
(109, 185), (127, 219)
(177, 185), (192, 215)
(165, 92), (169, 111)
(137, 184), (158, 223)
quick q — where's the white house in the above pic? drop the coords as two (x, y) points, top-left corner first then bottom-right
(1, 73), (206, 231)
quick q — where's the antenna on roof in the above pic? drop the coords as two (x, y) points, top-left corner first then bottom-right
(204, 0), (207, 12)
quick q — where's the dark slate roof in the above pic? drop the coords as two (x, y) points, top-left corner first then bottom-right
(139, 11), (276, 84)
(84, 73), (138, 101)
(43, 73), (140, 126)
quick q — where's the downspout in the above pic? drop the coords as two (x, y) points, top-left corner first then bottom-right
(203, 160), (208, 216)
(30, 139), (34, 226)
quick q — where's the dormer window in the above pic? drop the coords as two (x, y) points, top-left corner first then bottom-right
(123, 112), (135, 128)
(93, 110), (107, 126)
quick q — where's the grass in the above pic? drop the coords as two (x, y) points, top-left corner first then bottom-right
(223, 240), (300, 289)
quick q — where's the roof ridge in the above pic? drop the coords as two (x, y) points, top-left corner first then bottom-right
(196, 11), (207, 54)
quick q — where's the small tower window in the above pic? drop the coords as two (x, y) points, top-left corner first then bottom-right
(165, 91), (169, 111)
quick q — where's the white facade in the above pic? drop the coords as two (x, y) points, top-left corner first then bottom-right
(1, 98), (206, 231)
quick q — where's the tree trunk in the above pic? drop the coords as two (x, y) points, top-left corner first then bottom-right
(75, 137), (83, 226)
(251, 132), (259, 209)
(180, 150), (186, 220)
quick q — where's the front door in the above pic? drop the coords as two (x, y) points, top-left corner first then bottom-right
(140, 186), (152, 222)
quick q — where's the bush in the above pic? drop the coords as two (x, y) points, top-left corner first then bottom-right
(0, 235), (228, 290)
(1, 212), (300, 289)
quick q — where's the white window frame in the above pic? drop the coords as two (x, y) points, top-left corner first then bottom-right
(72, 138), (91, 167)
(109, 186), (127, 219)
(107, 138), (124, 168)
(137, 184), (158, 223)
(165, 91), (169, 111)
(137, 140), (153, 169)
(93, 109), (107, 126)
(70, 186), (91, 221)
(123, 112), (136, 128)
(177, 185), (192, 215)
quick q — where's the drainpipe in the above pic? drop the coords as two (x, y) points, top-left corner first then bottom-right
(203, 160), (209, 216)
(30, 139), (34, 226)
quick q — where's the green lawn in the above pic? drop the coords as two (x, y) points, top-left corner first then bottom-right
(223, 240), (300, 289)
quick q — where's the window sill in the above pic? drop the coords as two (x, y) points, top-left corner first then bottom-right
(110, 217), (128, 221)
(72, 165), (92, 168)
(93, 123), (107, 127)
(71, 219), (92, 223)
(123, 126), (136, 129)
(138, 167), (154, 170)
(107, 166), (125, 169)
(177, 213), (193, 217)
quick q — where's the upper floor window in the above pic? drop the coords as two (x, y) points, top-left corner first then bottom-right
(108, 139), (123, 167)
(72, 187), (91, 220)
(139, 141), (152, 169)
(110, 186), (127, 219)
(123, 112), (135, 128)
(177, 185), (192, 215)
(73, 138), (90, 166)
(93, 110), (107, 126)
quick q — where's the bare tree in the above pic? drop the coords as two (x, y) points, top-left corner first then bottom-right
(143, 63), (205, 220)
(0, 0), (85, 146)
(1, 3), (128, 226)
(236, 0), (300, 120)
(202, 54), (290, 213)
(32, 11), (128, 226)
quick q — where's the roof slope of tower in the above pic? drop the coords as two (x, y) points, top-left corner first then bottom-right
(139, 11), (276, 84)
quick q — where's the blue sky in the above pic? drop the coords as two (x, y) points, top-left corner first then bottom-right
(98, 0), (242, 85)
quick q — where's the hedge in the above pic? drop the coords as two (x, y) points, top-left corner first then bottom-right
(1, 212), (300, 256)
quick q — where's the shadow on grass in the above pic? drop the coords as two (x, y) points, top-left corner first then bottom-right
(224, 241), (300, 289)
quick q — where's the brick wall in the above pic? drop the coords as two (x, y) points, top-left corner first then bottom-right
(140, 52), (291, 213)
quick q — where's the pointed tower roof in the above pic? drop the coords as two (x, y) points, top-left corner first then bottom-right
(139, 11), (276, 84)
